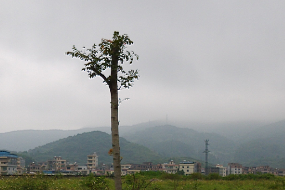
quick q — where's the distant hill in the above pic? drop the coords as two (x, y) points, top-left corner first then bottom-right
(3, 120), (285, 168)
(25, 131), (162, 165)
(0, 128), (110, 152)
(0, 120), (164, 152)
(240, 120), (285, 142)
(170, 120), (266, 142)
(234, 120), (285, 168)
(123, 125), (237, 165)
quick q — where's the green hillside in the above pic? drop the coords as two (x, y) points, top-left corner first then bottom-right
(0, 120), (164, 152)
(123, 125), (236, 165)
(26, 131), (162, 165)
(233, 120), (285, 168)
(234, 135), (285, 168)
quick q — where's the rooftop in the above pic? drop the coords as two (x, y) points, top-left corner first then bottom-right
(0, 150), (18, 158)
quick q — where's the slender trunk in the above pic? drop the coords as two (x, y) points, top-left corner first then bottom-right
(110, 51), (122, 190)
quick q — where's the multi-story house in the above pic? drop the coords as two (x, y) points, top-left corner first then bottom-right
(0, 151), (18, 175)
(17, 157), (26, 174)
(77, 165), (89, 175)
(256, 166), (271, 174)
(243, 166), (257, 174)
(66, 163), (78, 172)
(121, 164), (132, 176)
(278, 169), (285, 176)
(209, 164), (227, 177)
(87, 152), (98, 170)
(227, 163), (242, 175)
(45, 156), (67, 171)
(47, 160), (56, 171)
(130, 162), (163, 171)
(28, 162), (42, 174)
(54, 156), (67, 171)
(121, 164), (132, 170)
(0, 151), (19, 175)
(179, 161), (199, 175)
(162, 160), (179, 174)
(243, 166), (281, 176)
(131, 162), (152, 171)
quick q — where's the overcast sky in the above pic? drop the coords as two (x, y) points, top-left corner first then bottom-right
(1, 1), (285, 133)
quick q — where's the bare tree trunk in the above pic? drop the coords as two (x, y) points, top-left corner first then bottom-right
(110, 53), (122, 190)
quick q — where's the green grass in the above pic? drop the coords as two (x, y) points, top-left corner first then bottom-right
(0, 174), (284, 190)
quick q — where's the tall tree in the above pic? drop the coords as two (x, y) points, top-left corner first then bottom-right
(66, 31), (139, 190)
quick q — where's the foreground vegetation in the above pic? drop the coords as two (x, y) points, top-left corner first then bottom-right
(0, 172), (285, 190)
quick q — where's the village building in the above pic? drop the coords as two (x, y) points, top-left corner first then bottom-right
(87, 152), (98, 170)
(227, 163), (242, 175)
(179, 161), (200, 175)
(28, 162), (42, 174)
(0, 151), (18, 175)
(209, 164), (227, 177)
(161, 160), (179, 174)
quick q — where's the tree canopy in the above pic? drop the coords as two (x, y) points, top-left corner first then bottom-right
(66, 31), (139, 90)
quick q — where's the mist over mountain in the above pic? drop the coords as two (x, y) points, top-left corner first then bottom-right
(0, 121), (165, 152)
(169, 120), (267, 142)
(239, 120), (285, 142)
(233, 120), (285, 168)
(123, 125), (236, 165)
(1, 120), (285, 168)
(0, 120), (267, 152)
(0, 128), (109, 152)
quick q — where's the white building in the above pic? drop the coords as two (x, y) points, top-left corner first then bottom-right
(162, 160), (179, 174)
(179, 161), (198, 175)
(87, 152), (98, 169)
(227, 163), (242, 175)
(216, 164), (227, 177)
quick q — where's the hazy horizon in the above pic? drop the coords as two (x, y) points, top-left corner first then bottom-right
(0, 119), (278, 134)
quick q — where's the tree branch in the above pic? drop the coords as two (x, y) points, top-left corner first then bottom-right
(93, 68), (110, 86)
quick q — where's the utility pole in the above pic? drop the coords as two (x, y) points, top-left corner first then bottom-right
(203, 139), (210, 175)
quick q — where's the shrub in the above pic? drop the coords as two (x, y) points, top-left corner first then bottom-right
(224, 174), (240, 180)
(80, 174), (109, 190)
(161, 173), (182, 180)
(257, 173), (275, 180)
(189, 173), (204, 180)
(123, 173), (152, 190)
(206, 173), (221, 180)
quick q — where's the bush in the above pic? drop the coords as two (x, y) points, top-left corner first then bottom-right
(161, 173), (182, 180)
(224, 174), (241, 180)
(123, 173), (152, 190)
(206, 173), (221, 180)
(189, 173), (204, 180)
(257, 173), (275, 180)
(80, 174), (109, 190)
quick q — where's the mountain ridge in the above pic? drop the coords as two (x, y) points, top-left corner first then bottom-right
(25, 131), (163, 165)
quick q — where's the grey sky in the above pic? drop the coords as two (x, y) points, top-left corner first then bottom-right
(1, 1), (285, 133)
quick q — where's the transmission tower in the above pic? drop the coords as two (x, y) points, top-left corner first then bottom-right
(203, 139), (210, 175)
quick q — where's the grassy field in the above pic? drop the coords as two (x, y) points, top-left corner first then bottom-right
(0, 173), (284, 190)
